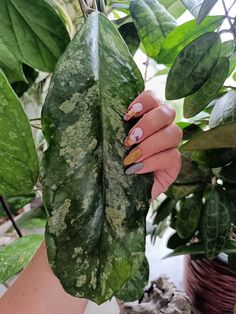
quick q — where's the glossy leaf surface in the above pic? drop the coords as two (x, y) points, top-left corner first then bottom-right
(0, 70), (39, 196)
(202, 186), (230, 259)
(181, 123), (236, 151)
(0, 0), (70, 72)
(176, 194), (202, 239)
(119, 22), (140, 55)
(166, 32), (221, 100)
(0, 38), (26, 83)
(158, 16), (223, 64)
(0, 235), (43, 283)
(184, 57), (229, 118)
(153, 197), (177, 223)
(159, 0), (186, 18)
(130, 0), (177, 59)
(42, 12), (152, 304)
(209, 91), (236, 128)
(181, 0), (203, 17)
(192, 148), (236, 168)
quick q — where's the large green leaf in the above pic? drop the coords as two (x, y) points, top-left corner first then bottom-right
(42, 12), (152, 304)
(181, 123), (236, 151)
(202, 186), (230, 259)
(0, 0), (70, 72)
(209, 91), (236, 128)
(0, 235), (43, 283)
(0, 38), (26, 83)
(0, 70), (39, 196)
(180, 0), (203, 17)
(130, 0), (177, 59)
(197, 0), (219, 24)
(166, 32), (221, 100)
(184, 57), (229, 118)
(158, 16), (223, 65)
(159, 0), (186, 18)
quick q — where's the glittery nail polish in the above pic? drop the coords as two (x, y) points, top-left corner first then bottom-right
(123, 148), (142, 166)
(125, 162), (144, 175)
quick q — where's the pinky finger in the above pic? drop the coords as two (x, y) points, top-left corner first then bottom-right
(151, 166), (181, 200)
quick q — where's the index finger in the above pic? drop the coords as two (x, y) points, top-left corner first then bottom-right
(124, 90), (163, 121)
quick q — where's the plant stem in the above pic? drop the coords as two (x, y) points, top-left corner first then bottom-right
(144, 57), (149, 83)
(31, 124), (42, 130)
(0, 196), (22, 238)
(225, 85), (236, 90)
(30, 118), (41, 122)
(78, 0), (96, 18)
(228, 0), (236, 13)
(222, 0), (233, 26)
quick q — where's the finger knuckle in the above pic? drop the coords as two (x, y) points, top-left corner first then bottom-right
(171, 124), (183, 140)
(142, 90), (161, 105)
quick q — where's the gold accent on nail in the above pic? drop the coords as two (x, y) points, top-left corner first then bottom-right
(123, 149), (142, 166)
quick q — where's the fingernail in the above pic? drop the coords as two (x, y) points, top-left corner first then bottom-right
(124, 103), (143, 121)
(124, 127), (143, 147)
(125, 162), (144, 175)
(123, 148), (142, 166)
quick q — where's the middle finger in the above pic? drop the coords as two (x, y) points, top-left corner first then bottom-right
(124, 104), (175, 147)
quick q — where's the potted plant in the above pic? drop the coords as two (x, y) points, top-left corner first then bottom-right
(1, 0), (236, 312)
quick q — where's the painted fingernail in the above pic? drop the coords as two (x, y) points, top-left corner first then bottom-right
(125, 162), (144, 175)
(124, 127), (143, 147)
(123, 148), (142, 166)
(124, 102), (143, 121)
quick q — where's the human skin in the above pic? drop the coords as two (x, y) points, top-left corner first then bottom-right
(0, 91), (182, 314)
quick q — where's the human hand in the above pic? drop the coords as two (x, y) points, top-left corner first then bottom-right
(123, 90), (182, 200)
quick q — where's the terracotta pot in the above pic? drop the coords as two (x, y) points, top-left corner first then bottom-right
(184, 255), (236, 314)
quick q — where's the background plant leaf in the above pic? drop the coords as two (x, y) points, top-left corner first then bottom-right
(118, 22), (140, 55)
(181, 123), (236, 151)
(42, 12), (152, 304)
(0, 0), (70, 72)
(0, 235), (43, 283)
(116, 257), (149, 301)
(166, 32), (221, 100)
(159, 0), (186, 18)
(0, 38), (26, 83)
(180, 0), (203, 17)
(209, 91), (236, 128)
(176, 194), (202, 239)
(202, 186), (230, 259)
(0, 70), (39, 196)
(197, 0), (219, 24)
(184, 57), (229, 118)
(158, 16), (223, 64)
(130, 0), (177, 59)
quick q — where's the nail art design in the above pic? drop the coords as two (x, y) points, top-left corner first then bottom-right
(124, 102), (143, 121)
(123, 148), (142, 166)
(125, 162), (144, 175)
(124, 127), (143, 147)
